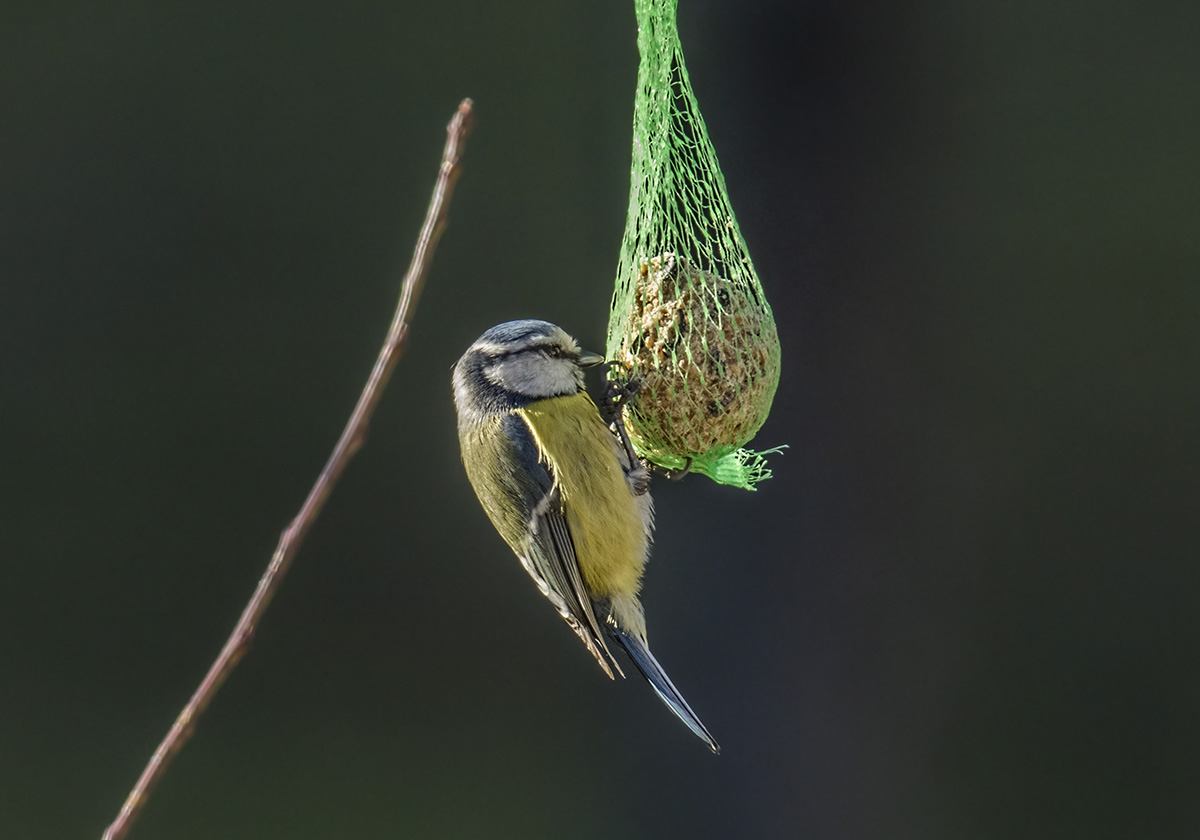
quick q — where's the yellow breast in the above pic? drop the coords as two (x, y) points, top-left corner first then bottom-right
(517, 393), (647, 600)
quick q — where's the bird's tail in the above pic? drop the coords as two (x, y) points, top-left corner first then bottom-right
(608, 624), (720, 754)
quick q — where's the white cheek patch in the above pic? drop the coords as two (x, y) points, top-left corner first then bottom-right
(485, 355), (580, 397)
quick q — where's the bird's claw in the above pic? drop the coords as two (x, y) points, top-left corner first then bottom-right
(663, 457), (693, 481)
(601, 375), (650, 496)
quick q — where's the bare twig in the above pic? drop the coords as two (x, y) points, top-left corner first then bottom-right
(102, 98), (475, 840)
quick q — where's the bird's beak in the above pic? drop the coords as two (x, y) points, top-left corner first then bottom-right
(578, 350), (606, 368)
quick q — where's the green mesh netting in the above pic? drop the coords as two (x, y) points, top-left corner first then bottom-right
(606, 0), (783, 490)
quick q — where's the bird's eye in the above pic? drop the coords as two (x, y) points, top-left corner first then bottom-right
(545, 345), (562, 358)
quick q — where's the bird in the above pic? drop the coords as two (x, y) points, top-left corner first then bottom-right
(452, 319), (719, 752)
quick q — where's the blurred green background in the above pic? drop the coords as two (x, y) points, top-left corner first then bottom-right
(3, 1), (1198, 838)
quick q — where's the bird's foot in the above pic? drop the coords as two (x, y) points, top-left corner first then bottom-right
(601, 375), (651, 496)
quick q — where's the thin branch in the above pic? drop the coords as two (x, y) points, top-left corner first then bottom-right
(102, 98), (476, 840)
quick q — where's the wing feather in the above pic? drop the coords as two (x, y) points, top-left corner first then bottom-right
(499, 413), (622, 678)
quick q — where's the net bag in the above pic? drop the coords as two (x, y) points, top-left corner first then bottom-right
(606, 0), (782, 490)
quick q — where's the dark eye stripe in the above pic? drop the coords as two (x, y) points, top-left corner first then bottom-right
(481, 340), (574, 363)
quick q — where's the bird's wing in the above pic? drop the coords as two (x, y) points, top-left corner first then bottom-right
(500, 413), (623, 679)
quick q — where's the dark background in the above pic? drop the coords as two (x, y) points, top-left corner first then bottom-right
(3, 1), (1198, 838)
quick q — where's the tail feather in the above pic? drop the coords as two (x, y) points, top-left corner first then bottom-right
(609, 625), (720, 754)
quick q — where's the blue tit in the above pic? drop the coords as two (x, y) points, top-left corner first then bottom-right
(453, 319), (719, 753)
